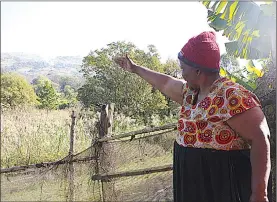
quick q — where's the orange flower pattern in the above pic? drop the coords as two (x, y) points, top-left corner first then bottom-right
(176, 77), (261, 150)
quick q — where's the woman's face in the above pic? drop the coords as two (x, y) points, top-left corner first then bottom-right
(179, 60), (199, 90)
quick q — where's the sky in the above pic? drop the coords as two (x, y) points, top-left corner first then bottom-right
(2, 2), (230, 62)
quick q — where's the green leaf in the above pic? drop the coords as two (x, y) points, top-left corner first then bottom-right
(228, 0), (239, 21)
(215, 1), (228, 14)
(207, 9), (214, 18)
(219, 68), (227, 77)
(241, 3), (261, 31)
(234, 21), (245, 40)
(202, 1), (211, 8)
(223, 25), (234, 39)
(254, 13), (276, 35)
(232, 2), (250, 24)
(220, 2), (232, 20)
(252, 30), (260, 37)
(225, 34), (271, 60)
(260, 3), (276, 17)
(250, 36), (272, 58)
(204, 1), (275, 62)
(246, 60), (264, 77)
(225, 69), (255, 91)
(209, 14), (228, 31)
(211, 1), (220, 11)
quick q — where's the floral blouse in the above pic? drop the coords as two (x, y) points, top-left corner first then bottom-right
(176, 77), (261, 150)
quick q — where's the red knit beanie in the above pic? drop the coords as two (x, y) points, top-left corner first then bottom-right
(178, 31), (220, 72)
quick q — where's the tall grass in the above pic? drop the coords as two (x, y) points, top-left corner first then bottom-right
(1, 107), (96, 168)
(1, 107), (177, 168)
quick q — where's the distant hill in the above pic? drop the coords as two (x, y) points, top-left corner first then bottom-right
(1, 52), (84, 84)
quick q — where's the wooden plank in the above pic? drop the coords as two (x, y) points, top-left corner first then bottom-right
(111, 128), (176, 143)
(1, 156), (97, 174)
(91, 164), (173, 182)
(98, 123), (177, 143)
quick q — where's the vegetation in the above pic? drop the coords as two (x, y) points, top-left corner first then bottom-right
(1, 107), (98, 168)
(35, 78), (60, 110)
(78, 41), (180, 124)
(1, 105), (178, 168)
(202, 1), (276, 200)
(203, 1), (275, 60)
(1, 0), (275, 191)
(0, 42), (179, 168)
(0, 73), (39, 109)
(1, 53), (83, 82)
(1, 1), (276, 201)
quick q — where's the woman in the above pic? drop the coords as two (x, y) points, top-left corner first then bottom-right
(114, 31), (272, 202)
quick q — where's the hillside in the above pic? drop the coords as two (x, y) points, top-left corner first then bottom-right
(1, 52), (84, 84)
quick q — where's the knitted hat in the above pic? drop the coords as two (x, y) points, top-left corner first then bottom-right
(178, 31), (220, 72)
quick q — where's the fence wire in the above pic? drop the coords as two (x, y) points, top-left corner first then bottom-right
(1, 160), (99, 201)
(91, 129), (176, 202)
(1, 124), (177, 201)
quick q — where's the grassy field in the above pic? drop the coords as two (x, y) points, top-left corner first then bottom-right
(1, 162), (101, 201)
(1, 107), (176, 168)
(1, 106), (275, 201)
(1, 107), (97, 168)
(1, 106), (177, 201)
(1, 132), (176, 201)
(1, 161), (173, 201)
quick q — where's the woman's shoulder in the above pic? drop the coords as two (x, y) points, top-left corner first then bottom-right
(213, 77), (261, 119)
(216, 77), (259, 99)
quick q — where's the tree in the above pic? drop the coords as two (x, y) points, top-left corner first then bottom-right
(1, 73), (38, 109)
(32, 75), (60, 92)
(51, 75), (83, 92)
(78, 41), (168, 123)
(58, 85), (78, 109)
(161, 59), (182, 116)
(35, 79), (59, 110)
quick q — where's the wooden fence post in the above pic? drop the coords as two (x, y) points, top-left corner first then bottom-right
(68, 110), (76, 202)
(98, 103), (115, 201)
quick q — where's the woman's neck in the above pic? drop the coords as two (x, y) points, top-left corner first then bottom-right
(199, 74), (221, 96)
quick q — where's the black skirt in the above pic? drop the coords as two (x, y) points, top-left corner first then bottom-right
(173, 141), (272, 202)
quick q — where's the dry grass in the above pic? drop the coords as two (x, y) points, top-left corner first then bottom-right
(1, 107), (177, 201)
(1, 162), (101, 201)
(1, 107), (176, 168)
(1, 107), (96, 168)
(1, 136), (175, 201)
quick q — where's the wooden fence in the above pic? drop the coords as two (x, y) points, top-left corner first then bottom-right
(92, 104), (176, 201)
(1, 103), (177, 201)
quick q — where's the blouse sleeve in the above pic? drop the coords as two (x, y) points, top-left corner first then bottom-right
(220, 86), (262, 122)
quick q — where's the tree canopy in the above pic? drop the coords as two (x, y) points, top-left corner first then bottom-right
(78, 41), (181, 123)
(1, 73), (38, 109)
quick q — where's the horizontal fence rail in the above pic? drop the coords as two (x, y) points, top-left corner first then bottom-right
(1, 156), (97, 174)
(1, 122), (176, 174)
(97, 123), (177, 143)
(91, 164), (173, 182)
(2, 104), (178, 202)
(113, 128), (176, 143)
